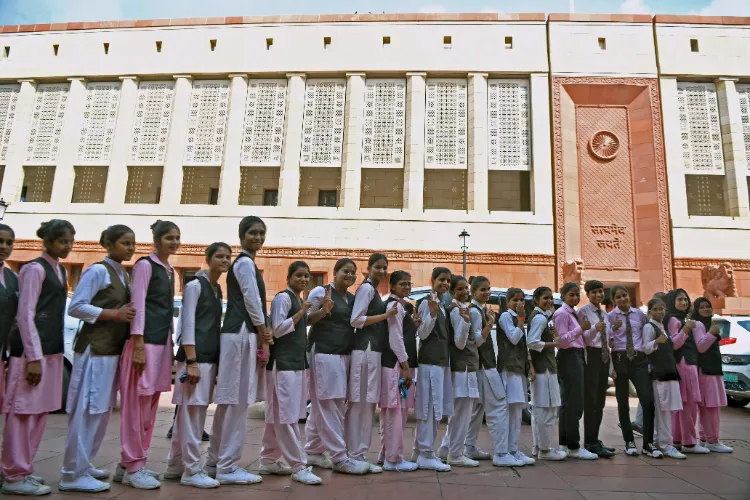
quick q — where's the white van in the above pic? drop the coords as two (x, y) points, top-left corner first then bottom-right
(715, 315), (750, 408)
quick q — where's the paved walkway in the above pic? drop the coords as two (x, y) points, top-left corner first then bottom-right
(5, 392), (750, 499)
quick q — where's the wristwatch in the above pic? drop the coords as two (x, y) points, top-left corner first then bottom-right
(185, 358), (198, 365)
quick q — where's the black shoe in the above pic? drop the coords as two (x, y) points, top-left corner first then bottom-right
(642, 443), (663, 458)
(586, 443), (614, 458)
(202, 430), (210, 442)
(166, 425), (173, 439)
(631, 422), (643, 437)
(599, 440), (616, 453)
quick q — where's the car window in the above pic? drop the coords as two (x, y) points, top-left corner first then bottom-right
(714, 320), (731, 339)
(738, 320), (750, 334)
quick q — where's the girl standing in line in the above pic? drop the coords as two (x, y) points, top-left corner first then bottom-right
(0, 224), (18, 423)
(60, 225), (136, 493)
(1, 220), (75, 496)
(164, 242), (231, 488)
(378, 270), (419, 472)
(304, 259), (370, 475)
(411, 267), (453, 472)
(692, 298), (733, 453)
(347, 253), (396, 473)
(438, 276), (478, 467)
(207, 216), (271, 485)
(496, 288), (535, 466)
(117, 220), (180, 489)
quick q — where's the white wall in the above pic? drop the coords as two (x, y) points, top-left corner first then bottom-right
(655, 24), (750, 77)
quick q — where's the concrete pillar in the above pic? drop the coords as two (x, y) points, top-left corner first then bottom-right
(530, 73), (553, 219)
(340, 72), (366, 210)
(467, 72), (488, 213)
(50, 77), (86, 204)
(0, 79), (36, 202)
(219, 73), (249, 207)
(278, 73), (306, 208)
(404, 72), (426, 212)
(104, 76), (139, 206)
(160, 74), (192, 205)
(659, 76), (690, 220)
(715, 77), (750, 218)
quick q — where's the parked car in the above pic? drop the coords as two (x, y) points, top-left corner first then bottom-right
(715, 315), (750, 408)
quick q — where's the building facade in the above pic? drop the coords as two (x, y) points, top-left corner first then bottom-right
(0, 12), (748, 305)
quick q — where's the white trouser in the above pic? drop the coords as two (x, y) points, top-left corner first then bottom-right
(304, 359), (348, 464)
(167, 404), (208, 475)
(345, 357), (376, 461)
(414, 388), (440, 458)
(262, 423), (306, 472)
(531, 406), (558, 452)
(466, 373), (509, 455)
(653, 382), (673, 450)
(508, 403), (523, 453)
(440, 397), (475, 457)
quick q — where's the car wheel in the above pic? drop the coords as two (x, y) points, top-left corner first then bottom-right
(727, 395), (750, 408)
(54, 361), (72, 414)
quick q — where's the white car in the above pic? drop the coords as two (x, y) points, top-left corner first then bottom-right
(716, 315), (750, 408)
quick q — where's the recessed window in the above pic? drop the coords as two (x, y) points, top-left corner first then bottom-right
(263, 189), (278, 206)
(690, 39), (699, 52)
(323, 36), (331, 49)
(210, 39), (217, 51)
(2, 46), (9, 58)
(182, 269), (200, 287)
(156, 41), (162, 53)
(318, 190), (337, 207)
(598, 38), (606, 50)
(504, 36), (513, 49)
(383, 36), (391, 46)
(103, 42), (109, 55)
(443, 35), (452, 49)
(53, 44), (59, 56)
(266, 38), (273, 50)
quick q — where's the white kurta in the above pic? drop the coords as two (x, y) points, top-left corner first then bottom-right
(449, 303), (479, 399)
(642, 322), (683, 412)
(527, 309), (561, 408)
(306, 285), (350, 401)
(348, 281), (383, 404)
(414, 299), (454, 421)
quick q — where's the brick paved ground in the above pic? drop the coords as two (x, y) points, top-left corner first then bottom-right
(5, 392), (750, 499)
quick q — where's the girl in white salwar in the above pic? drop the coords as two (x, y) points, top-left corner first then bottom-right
(411, 267), (453, 472)
(164, 242), (231, 488)
(206, 216), (272, 485)
(347, 253), (397, 473)
(261, 261), (322, 485)
(527, 286), (566, 461)
(438, 276), (478, 467)
(59, 225), (136, 493)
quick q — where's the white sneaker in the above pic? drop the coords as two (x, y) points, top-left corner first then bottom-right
(464, 446), (492, 460)
(512, 450), (536, 465)
(416, 456), (451, 472)
(87, 467), (110, 480)
(215, 468), (263, 485)
(332, 458), (370, 475)
(493, 453), (522, 467)
(180, 471), (220, 489)
(682, 444), (710, 454)
(203, 464), (217, 478)
(383, 459), (418, 472)
(58, 474), (111, 493)
(538, 449), (567, 461)
(447, 454), (479, 467)
(1, 477), (52, 496)
(663, 446), (687, 460)
(409, 450), (420, 463)
(437, 446), (449, 461)
(259, 461), (293, 475)
(705, 442), (733, 453)
(292, 467), (322, 485)
(163, 463), (185, 480)
(566, 447), (598, 460)
(625, 441), (639, 456)
(559, 445), (568, 455)
(366, 462), (383, 474)
(307, 454), (333, 470)
(376, 452), (385, 465)
(122, 469), (161, 490)
(1, 475), (46, 485)
(114, 465), (161, 483)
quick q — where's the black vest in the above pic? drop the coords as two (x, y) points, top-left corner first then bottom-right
(647, 321), (681, 381)
(138, 256), (174, 345)
(529, 309), (557, 374)
(222, 253), (267, 334)
(673, 317), (698, 365)
(176, 276), (222, 364)
(268, 290), (308, 371)
(417, 300), (450, 367)
(381, 297), (418, 369)
(470, 304), (496, 369)
(308, 285), (354, 355)
(352, 280), (387, 353)
(75, 261), (131, 355)
(10, 257), (67, 357)
(496, 313), (528, 375)
(698, 327), (723, 376)
(0, 266), (19, 352)
(448, 303), (479, 373)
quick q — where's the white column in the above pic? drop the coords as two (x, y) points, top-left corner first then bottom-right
(715, 77), (750, 218)
(219, 73), (249, 207)
(659, 76), (689, 221)
(404, 72), (426, 212)
(160, 74), (192, 206)
(530, 73), (553, 219)
(340, 72), (366, 210)
(0, 79), (36, 202)
(278, 73), (305, 208)
(50, 77), (87, 204)
(468, 73), (488, 213)
(104, 76), (139, 206)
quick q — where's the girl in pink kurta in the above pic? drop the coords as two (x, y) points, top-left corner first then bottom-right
(116, 220), (180, 490)
(1, 219), (75, 497)
(692, 298), (733, 453)
(664, 289), (707, 454)
(0, 224), (18, 420)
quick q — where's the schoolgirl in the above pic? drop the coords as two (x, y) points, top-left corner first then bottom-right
(438, 275), (478, 467)
(0, 224), (17, 423)
(527, 286), (566, 461)
(164, 242), (231, 488)
(60, 225), (136, 493)
(117, 220), (180, 489)
(207, 216), (270, 485)
(692, 298), (733, 453)
(261, 261), (321, 485)
(304, 259), (370, 475)
(411, 267), (453, 472)
(496, 288), (535, 466)
(664, 289), (708, 454)
(1, 220), (75, 496)
(377, 270), (419, 472)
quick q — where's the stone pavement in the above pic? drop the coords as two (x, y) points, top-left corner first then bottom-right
(5, 392), (750, 500)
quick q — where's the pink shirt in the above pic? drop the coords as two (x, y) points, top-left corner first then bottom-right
(17, 253), (64, 362)
(693, 322), (719, 353)
(553, 303), (584, 349)
(578, 302), (609, 348)
(668, 316), (691, 349)
(607, 307), (646, 353)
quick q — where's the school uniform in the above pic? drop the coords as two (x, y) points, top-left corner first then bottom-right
(465, 301), (509, 457)
(642, 320), (682, 451)
(347, 279), (387, 462)
(497, 310), (529, 456)
(1, 254), (66, 482)
(0, 262), (19, 414)
(554, 303), (586, 452)
(62, 258), (130, 481)
(667, 316), (702, 447)
(166, 271), (221, 476)
(119, 253), (174, 473)
(694, 322), (727, 446)
(260, 289), (309, 472)
(578, 303), (611, 448)
(207, 250), (266, 475)
(527, 308), (561, 453)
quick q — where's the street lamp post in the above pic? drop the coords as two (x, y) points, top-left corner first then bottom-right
(459, 229), (470, 278)
(0, 199), (8, 220)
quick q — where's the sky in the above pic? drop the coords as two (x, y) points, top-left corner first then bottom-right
(0, 0), (748, 25)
